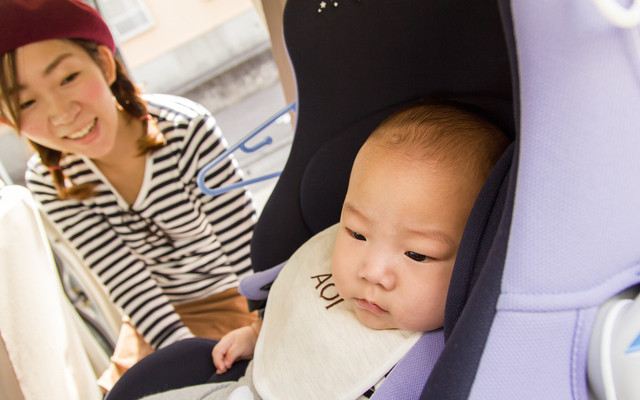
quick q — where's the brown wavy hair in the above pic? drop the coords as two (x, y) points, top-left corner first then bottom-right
(0, 39), (166, 199)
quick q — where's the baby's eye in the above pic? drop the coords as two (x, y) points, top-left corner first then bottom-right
(405, 251), (430, 262)
(349, 229), (366, 241)
(61, 72), (79, 85)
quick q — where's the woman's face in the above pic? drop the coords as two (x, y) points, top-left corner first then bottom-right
(12, 39), (121, 160)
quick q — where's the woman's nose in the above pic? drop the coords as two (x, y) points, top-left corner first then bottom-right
(49, 98), (80, 126)
(358, 254), (396, 290)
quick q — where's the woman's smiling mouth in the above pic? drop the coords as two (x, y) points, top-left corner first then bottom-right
(65, 118), (97, 140)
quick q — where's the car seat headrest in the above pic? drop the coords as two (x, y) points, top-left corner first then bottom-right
(250, 0), (515, 272)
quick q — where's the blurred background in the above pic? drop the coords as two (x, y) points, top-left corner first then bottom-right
(0, 0), (296, 212)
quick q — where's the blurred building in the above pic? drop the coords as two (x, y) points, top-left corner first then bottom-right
(95, 0), (271, 95)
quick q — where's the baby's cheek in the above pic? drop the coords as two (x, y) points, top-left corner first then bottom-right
(330, 257), (347, 294)
(399, 295), (446, 332)
(331, 269), (346, 297)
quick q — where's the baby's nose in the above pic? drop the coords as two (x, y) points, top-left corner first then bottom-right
(358, 258), (396, 290)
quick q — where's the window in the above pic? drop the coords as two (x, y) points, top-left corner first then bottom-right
(97, 0), (154, 42)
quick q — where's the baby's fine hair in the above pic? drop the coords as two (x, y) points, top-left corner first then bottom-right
(368, 102), (510, 185)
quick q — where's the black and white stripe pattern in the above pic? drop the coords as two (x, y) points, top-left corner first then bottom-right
(26, 94), (256, 349)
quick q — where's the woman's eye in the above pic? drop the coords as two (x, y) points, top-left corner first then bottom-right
(405, 251), (429, 262)
(61, 72), (79, 85)
(20, 100), (35, 110)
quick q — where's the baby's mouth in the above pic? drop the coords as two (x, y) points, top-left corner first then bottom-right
(66, 118), (97, 140)
(355, 298), (387, 315)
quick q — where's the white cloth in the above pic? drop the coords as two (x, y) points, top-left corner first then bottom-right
(0, 185), (103, 400)
(253, 224), (421, 400)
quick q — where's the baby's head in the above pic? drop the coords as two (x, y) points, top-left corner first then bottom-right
(332, 102), (509, 332)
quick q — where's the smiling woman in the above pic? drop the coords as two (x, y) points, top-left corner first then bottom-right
(0, 0), (258, 392)
(13, 39), (153, 204)
(15, 40), (123, 161)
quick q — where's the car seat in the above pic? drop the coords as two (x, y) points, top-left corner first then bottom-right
(440, 1), (640, 398)
(243, 0), (640, 398)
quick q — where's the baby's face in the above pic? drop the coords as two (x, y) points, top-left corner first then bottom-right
(332, 141), (478, 332)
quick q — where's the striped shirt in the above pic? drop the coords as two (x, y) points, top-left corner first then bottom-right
(25, 94), (256, 349)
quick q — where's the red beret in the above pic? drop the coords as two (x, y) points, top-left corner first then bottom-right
(0, 0), (116, 55)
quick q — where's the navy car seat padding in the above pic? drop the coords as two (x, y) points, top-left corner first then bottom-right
(250, 0), (515, 272)
(421, 140), (516, 399)
(443, 143), (516, 340)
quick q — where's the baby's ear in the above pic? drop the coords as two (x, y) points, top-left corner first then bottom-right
(96, 45), (117, 86)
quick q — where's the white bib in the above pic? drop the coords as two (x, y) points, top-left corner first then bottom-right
(253, 225), (421, 400)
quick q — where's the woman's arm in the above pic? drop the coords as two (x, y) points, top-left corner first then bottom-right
(26, 165), (193, 349)
(178, 106), (257, 280)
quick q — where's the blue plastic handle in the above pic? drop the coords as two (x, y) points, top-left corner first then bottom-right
(197, 101), (297, 196)
(626, 331), (640, 354)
